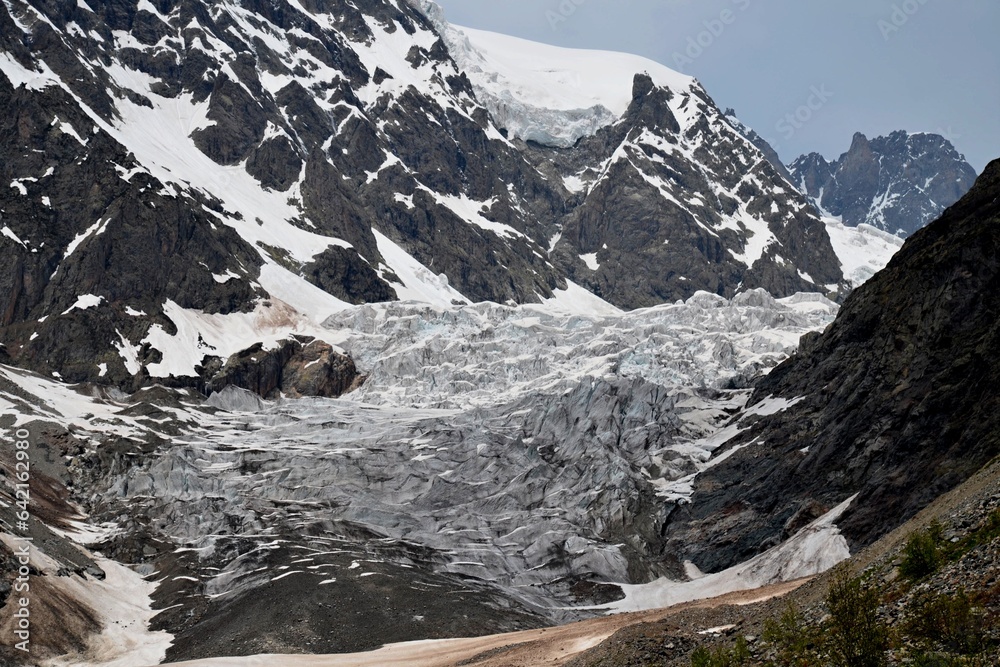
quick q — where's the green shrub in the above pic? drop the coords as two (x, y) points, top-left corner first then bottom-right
(905, 589), (990, 655)
(690, 636), (750, 667)
(909, 652), (996, 667)
(825, 571), (890, 667)
(762, 603), (821, 666)
(900, 522), (944, 581)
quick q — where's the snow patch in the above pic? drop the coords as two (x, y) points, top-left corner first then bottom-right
(824, 217), (903, 286)
(601, 494), (858, 613)
(580, 253), (600, 271)
(540, 280), (622, 318)
(1, 225), (27, 247)
(373, 229), (470, 307)
(62, 294), (104, 314)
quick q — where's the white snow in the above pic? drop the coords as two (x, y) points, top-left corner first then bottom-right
(0, 51), (61, 90)
(141, 298), (346, 378)
(63, 218), (111, 262)
(824, 218), (904, 286)
(540, 280), (622, 318)
(580, 253), (600, 271)
(54, 117), (89, 145)
(418, 6), (694, 147)
(39, 555), (173, 667)
(425, 190), (525, 240)
(211, 269), (241, 284)
(255, 264), (352, 325)
(114, 330), (143, 375)
(373, 229), (470, 307)
(1, 225), (27, 247)
(62, 294), (104, 314)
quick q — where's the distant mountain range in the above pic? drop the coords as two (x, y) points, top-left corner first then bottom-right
(788, 131), (977, 237)
(723, 109), (978, 238)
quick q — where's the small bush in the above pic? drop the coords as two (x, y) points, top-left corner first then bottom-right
(762, 603), (821, 666)
(690, 636), (750, 667)
(900, 522), (944, 580)
(906, 590), (990, 655)
(909, 652), (996, 667)
(825, 571), (890, 667)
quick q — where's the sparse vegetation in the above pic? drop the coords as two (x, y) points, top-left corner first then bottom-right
(900, 521), (944, 580)
(824, 571), (890, 667)
(905, 589), (989, 655)
(946, 510), (1000, 561)
(684, 496), (1000, 667)
(761, 603), (821, 666)
(690, 636), (750, 667)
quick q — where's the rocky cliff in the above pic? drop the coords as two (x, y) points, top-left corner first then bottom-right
(665, 158), (1000, 573)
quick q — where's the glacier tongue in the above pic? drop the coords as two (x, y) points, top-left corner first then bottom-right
(0, 289), (841, 663)
(111, 290), (837, 616)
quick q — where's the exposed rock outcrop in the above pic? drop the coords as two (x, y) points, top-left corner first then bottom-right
(207, 337), (361, 399)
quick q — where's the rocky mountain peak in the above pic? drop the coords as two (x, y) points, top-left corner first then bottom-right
(0, 0), (850, 393)
(788, 129), (978, 236)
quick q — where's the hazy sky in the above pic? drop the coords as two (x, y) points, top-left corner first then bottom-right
(434, 0), (997, 172)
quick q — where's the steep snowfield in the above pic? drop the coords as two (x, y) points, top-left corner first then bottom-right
(428, 19), (696, 147)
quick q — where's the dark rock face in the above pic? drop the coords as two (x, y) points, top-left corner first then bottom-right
(0, 74), (265, 389)
(664, 159), (1000, 572)
(723, 108), (795, 184)
(533, 78), (844, 309)
(207, 337), (360, 399)
(788, 131), (978, 237)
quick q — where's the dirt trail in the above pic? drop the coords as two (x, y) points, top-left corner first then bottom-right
(161, 579), (808, 667)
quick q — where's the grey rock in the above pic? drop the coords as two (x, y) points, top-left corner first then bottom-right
(204, 385), (268, 412)
(663, 159), (1000, 573)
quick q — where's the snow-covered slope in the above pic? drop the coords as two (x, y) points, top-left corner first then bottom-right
(415, 1), (694, 147)
(824, 218), (904, 286)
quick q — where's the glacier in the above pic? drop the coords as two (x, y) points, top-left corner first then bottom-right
(0, 288), (847, 664)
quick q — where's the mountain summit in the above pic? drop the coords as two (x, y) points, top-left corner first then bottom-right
(788, 130), (978, 237)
